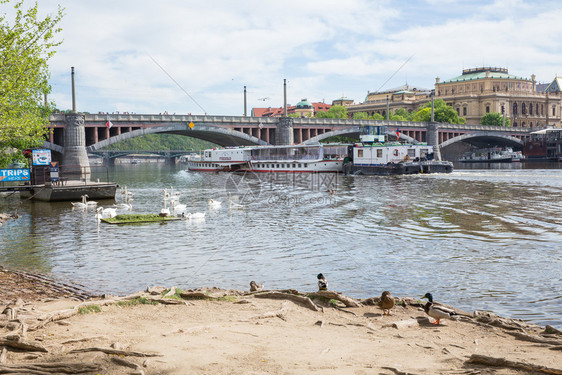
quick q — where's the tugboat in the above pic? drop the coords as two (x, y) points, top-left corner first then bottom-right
(344, 128), (453, 175)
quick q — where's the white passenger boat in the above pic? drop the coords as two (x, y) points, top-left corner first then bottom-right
(186, 144), (347, 173)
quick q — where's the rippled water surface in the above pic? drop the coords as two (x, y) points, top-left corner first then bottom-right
(1, 163), (561, 328)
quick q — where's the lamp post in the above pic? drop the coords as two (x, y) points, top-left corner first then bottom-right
(386, 95), (389, 120)
(430, 89), (435, 122)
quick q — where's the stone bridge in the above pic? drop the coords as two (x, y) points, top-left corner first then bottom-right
(46, 113), (533, 157)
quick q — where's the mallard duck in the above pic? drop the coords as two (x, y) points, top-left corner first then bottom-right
(317, 273), (328, 291)
(250, 281), (263, 292)
(420, 292), (457, 325)
(378, 291), (395, 316)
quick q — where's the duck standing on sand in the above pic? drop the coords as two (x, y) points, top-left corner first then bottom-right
(420, 292), (457, 325)
(317, 273), (328, 291)
(378, 291), (395, 316)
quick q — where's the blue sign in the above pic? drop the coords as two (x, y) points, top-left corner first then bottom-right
(0, 168), (31, 182)
(32, 149), (51, 166)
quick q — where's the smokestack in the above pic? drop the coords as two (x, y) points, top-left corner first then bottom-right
(71, 67), (76, 113)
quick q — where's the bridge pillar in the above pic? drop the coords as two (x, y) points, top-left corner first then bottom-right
(62, 114), (91, 180)
(275, 117), (294, 145)
(427, 122), (442, 161)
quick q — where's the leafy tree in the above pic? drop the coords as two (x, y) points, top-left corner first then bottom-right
(0, 0), (64, 167)
(352, 112), (370, 120)
(371, 113), (384, 120)
(480, 112), (510, 127)
(315, 105), (348, 119)
(412, 99), (466, 124)
(389, 114), (407, 121)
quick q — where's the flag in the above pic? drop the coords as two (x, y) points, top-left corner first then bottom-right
(396, 128), (400, 139)
(106, 117), (113, 128)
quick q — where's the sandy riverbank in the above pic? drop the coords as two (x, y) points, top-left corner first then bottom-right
(0, 268), (561, 374)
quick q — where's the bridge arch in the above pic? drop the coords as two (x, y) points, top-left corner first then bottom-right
(439, 132), (524, 149)
(303, 127), (418, 144)
(86, 123), (269, 151)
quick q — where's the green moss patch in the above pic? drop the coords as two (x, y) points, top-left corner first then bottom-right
(101, 214), (181, 224)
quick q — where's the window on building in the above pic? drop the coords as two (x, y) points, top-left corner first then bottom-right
(536, 103), (539, 115)
(553, 106), (556, 116)
(501, 105), (505, 114)
(463, 107), (467, 116)
(486, 105), (490, 113)
(530, 104), (533, 115)
(513, 102), (518, 115)
(530, 122), (533, 127)
(522, 103), (526, 114)
(541, 104), (544, 115)
(456, 108), (460, 115)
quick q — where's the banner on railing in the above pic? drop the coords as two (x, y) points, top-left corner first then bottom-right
(0, 168), (31, 182)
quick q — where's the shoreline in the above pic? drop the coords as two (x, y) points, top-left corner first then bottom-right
(1, 267), (562, 374)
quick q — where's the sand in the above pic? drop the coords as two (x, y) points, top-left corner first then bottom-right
(0, 269), (561, 374)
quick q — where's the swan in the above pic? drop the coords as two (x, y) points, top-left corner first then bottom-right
(208, 198), (222, 208)
(114, 202), (132, 210)
(102, 207), (117, 218)
(95, 207), (104, 223)
(71, 195), (88, 209)
(186, 212), (206, 220)
(228, 193), (245, 210)
(172, 201), (188, 216)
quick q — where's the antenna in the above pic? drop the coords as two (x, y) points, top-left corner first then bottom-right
(148, 55), (207, 114)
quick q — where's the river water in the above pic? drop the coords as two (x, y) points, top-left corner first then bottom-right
(1, 162), (561, 328)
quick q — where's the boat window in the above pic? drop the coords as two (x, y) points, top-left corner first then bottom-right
(377, 149), (382, 157)
(358, 150), (364, 158)
(276, 164), (280, 168)
(408, 149), (416, 157)
(298, 164), (302, 168)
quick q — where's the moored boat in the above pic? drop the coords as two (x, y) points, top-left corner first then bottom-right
(186, 144), (347, 173)
(460, 147), (524, 163)
(345, 134), (453, 175)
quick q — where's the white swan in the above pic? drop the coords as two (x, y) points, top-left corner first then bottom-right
(102, 207), (117, 218)
(95, 207), (104, 223)
(71, 195), (88, 209)
(208, 198), (222, 208)
(114, 202), (132, 210)
(228, 193), (245, 210)
(186, 212), (206, 220)
(172, 201), (188, 216)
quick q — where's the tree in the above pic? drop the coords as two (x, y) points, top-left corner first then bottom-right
(315, 105), (348, 119)
(480, 112), (510, 127)
(371, 113), (384, 120)
(0, 0), (64, 167)
(412, 99), (466, 124)
(352, 112), (370, 120)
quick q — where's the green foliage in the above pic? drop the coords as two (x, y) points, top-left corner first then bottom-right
(0, 0), (64, 167)
(102, 213), (180, 224)
(352, 112), (370, 120)
(102, 133), (215, 151)
(320, 135), (359, 143)
(412, 99), (466, 124)
(78, 304), (101, 314)
(117, 297), (159, 306)
(315, 105), (348, 119)
(480, 112), (510, 126)
(371, 113), (384, 120)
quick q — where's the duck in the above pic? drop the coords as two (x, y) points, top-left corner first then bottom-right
(186, 212), (206, 220)
(317, 273), (328, 291)
(208, 198), (222, 208)
(250, 281), (263, 292)
(420, 292), (457, 325)
(378, 291), (395, 316)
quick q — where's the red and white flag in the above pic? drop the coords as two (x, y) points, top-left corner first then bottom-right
(106, 118), (113, 128)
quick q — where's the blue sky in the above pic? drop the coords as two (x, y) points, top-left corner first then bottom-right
(3, 0), (562, 115)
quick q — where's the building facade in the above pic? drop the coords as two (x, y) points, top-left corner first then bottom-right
(252, 99), (331, 118)
(342, 67), (562, 127)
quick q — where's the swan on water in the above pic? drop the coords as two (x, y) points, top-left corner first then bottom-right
(208, 198), (222, 208)
(228, 192), (245, 210)
(186, 212), (206, 220)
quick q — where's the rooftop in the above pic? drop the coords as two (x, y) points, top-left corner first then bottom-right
(440, 67), (529, 84)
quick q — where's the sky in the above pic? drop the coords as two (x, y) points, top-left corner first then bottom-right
(3, 0), (562, 116)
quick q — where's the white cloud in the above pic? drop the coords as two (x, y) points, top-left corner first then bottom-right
(3, 0), (562, 113)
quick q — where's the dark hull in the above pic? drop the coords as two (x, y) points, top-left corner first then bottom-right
(348, 161), (453, 176)
(19, 183), (117, 202)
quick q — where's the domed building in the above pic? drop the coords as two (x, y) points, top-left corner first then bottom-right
(294, 98), (314, 117)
